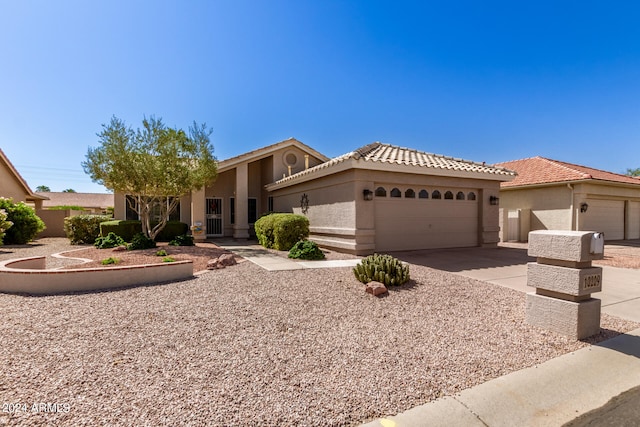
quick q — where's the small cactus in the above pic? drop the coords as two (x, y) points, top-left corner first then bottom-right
(353, 253), (409, 287)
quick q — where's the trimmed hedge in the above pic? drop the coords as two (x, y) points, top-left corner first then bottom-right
(64, 214), (113, 244)
(100, 220), (141, 242)
(99, 220), (188, 242)
(254, 213), (309, 251)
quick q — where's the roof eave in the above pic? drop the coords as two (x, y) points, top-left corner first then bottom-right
(267, 158), (516, 191)
(218, 138), (329, 173)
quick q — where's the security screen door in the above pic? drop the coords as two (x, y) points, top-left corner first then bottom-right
(206, 198), (223, 236)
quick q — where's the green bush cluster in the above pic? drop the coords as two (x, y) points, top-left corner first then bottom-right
(101, 257), (120, 265)
(128, 233), (156, 250)
(0, 197), (46, 244)
(254, 213), (309, 251)
(288, 240), (325, 260)
(169, 234), (194, 246)
(0, 208), (13, 246)
(64, 214), (113, 244)
(99, 220), (142, 242)
(353, 254), (410, 287)
(99, 220), (188, 242)
(156, 221), (189, 241)
(94, 232), (126, 249)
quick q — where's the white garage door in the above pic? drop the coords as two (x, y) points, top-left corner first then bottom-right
(375, 194), (478, 252)
(581, 199), (625, 241)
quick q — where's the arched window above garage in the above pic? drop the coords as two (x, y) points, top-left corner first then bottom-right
(456, 191), (465, 200)
(467, 192), (476, 201)
(432, 190), (441, 199)
(405, 189), (415, 198)
(445, 191), (454, 199)
(390, 188), (401, 198)
(419, 189), (429, 199)
(375, 187), (387, 197)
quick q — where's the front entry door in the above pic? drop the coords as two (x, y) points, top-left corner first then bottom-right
(206, 198), (223, 236)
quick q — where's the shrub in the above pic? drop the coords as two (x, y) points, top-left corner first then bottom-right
(48, 205), (85, 211)
(94, 232), (126, 249)
(353, 254), (410, 287)
(0, 197), (46, 244)
(288, 240), (325, 260)
(64, 214), (113, 244)
(99, 220), (188, 242)
(128, 232), (156, 250)
(254, 214), (277, 248)
(156, 249), (168, 256)
(101, 257), (119, 265)
(155, 221), (189, 241)
(169, 234), (194, 246)
(255, 213), (309, 251)
(99, 220), (142, 242)
(162, 257), (176, 263)
(0, 209), (13, 246)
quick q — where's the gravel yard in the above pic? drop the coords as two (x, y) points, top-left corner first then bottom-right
(0, 239), (638, 426)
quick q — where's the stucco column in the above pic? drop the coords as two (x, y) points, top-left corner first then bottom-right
(234, 164), (250, 239)
(191, 188), (206, 241)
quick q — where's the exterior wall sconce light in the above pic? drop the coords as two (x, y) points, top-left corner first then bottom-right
(580, 202), (589, 213)
(363, 189), (374, 201)
(489, 195), (500, 205)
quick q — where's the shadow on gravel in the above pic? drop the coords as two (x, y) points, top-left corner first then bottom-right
(388, 246), (534, 272)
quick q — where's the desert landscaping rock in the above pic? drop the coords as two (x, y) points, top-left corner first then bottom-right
(365, 281), (388, 296)
(207, 253), (237, 269)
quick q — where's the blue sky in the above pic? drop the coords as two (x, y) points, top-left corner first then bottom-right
(1, 0), (639, 193)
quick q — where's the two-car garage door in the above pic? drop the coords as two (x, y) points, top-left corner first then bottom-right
(581, 199), (640, 241)
(375, 194), (478, 252)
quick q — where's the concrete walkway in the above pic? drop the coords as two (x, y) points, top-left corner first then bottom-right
(217, 241), (361, 271)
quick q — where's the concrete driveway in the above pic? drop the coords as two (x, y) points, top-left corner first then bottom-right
(388, 243), (640, 323)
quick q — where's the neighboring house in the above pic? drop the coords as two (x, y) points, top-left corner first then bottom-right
(38, 192), (114, 214)
(495, 156), (640, 242)
(114, 138), (516, 254)
(0, 148), (48, 208)
(35, 192), (114, 238)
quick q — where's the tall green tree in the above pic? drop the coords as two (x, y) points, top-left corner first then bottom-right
(626, 168), (640, 177)
(83, 116), (217, 240)
(35, 185), (51, 192)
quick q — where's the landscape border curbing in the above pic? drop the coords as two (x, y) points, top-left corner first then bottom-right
(0, 256), (193, 295)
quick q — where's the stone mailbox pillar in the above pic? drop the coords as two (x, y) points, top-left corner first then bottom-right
(526, 230), (605, 339)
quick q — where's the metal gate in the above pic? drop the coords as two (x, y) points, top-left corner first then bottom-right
(206, 198), (223, 236)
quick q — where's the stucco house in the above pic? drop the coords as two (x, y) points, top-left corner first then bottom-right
(495, 156), (640, 242)
(35, 192), (115, 237)
(0, 148), (48, 208)
(115, 138), (516, 254)
(38, 192), (114, 214)
(114, 138), (329, 239)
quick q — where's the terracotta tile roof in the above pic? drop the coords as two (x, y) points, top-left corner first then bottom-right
(270, 142), (516, 187)
(495, 156), (640, 188)
(38, 192), (114, 208)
